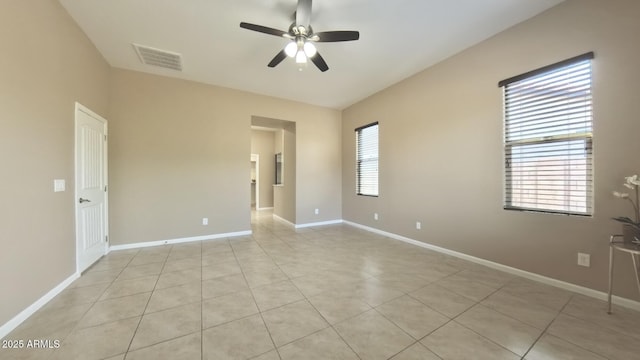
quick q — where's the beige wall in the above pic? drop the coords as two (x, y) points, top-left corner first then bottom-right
(0, 0), (110, 326)
(342, 0), (640, 301)
(0, 2), (341, 329)
(273, 125), (298, 223)
(297, 117), (343, 224)
(251, 130), (275, 209)
(108, 69), (341, 245)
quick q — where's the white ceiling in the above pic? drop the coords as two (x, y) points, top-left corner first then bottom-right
(58, 0), (563, 109)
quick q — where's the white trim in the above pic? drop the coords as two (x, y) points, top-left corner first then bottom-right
(343, 220), (640, 312)
(273, 214), (342, 229)
(273, 214), (295, 227)
(295, 219), (344, 229)
(0, 272), (80, 339)
(257, 207), (274, 211)
(108, 230), (252, 252)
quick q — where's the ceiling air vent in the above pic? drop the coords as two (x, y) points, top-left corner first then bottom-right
(133, 43), (183, 71)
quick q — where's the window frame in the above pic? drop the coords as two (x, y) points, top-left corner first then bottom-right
(499, 52), (594, 216)
(355, 122), (379, 197)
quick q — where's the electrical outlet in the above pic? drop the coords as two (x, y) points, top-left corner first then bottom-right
(374, 213), (379, 220)
(202, 218), (208, 225)
(416, 221), (421, 230)
(577, 252), (590, 267)
(314, 208), (319, 215)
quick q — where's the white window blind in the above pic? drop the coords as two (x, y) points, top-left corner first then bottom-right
(500, 52), (594, 216)
(356, 122), (379, 196)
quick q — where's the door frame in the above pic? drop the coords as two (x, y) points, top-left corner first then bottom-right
(251, 153), (259, 209)
(74, 102), (109, 273)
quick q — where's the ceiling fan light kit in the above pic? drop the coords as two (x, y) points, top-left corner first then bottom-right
(284, 38), (317, 64)
(284, 41), (298, 57)
(303, 42), (317, 57)
(240, 0), (359, 72)
(296, 50), (307, 64)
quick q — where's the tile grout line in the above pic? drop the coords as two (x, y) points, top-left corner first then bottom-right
(522, 294), (614, 360)
(256, 222), (341, 356)
(229, 231), (283, 360)
(372, 271), (497, 355)
(121, 246), (168, 358)
(367, 305), (425, 358)
(434, 280), (524, 359)
(254, 226), (365, 359)
(119, 244), (204, 355)
(50, 249), (141, 358)
(519, 292), (574, 360)
(443, 317), (522, 359)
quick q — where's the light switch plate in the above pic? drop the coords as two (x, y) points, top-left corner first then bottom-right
(54, 179), (65, 192)
(577, 252), (590, 267)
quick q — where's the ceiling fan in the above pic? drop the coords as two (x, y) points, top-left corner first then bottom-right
(240, 0), (359, 72)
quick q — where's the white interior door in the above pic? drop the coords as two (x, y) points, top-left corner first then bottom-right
(75, 103), (108, 273)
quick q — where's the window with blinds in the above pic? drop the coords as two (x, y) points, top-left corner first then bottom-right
(499, 52), (594, 216)
(356, 122), (379, 196)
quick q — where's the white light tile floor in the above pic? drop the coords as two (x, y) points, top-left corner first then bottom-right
(2, 210), (639, 359)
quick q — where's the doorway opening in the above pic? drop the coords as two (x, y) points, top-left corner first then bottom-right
(250, 116), (296, 224)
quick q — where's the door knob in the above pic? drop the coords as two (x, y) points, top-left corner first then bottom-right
(79, 198), (91, 203)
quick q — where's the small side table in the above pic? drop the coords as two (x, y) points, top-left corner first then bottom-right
(607, 234), (640, 313)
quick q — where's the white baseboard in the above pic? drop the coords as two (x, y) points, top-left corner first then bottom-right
(0, 272), (80, 340)
(257, 207), (274, 211)
(272, 214), (296, 227)
(295, 219), (344, 229)
(271, 213), (342, 229)
(108, 230), (253, 252)
(1, 230), (252, 339)
(343, 220), (640, 312)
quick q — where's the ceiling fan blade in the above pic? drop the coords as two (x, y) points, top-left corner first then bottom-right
(296, 0), (312, 29)
(267, 50), (288, 68)
(313, 31), (360, 42)
(310, 51), (329, 72)
(240, 22), (289, 37)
